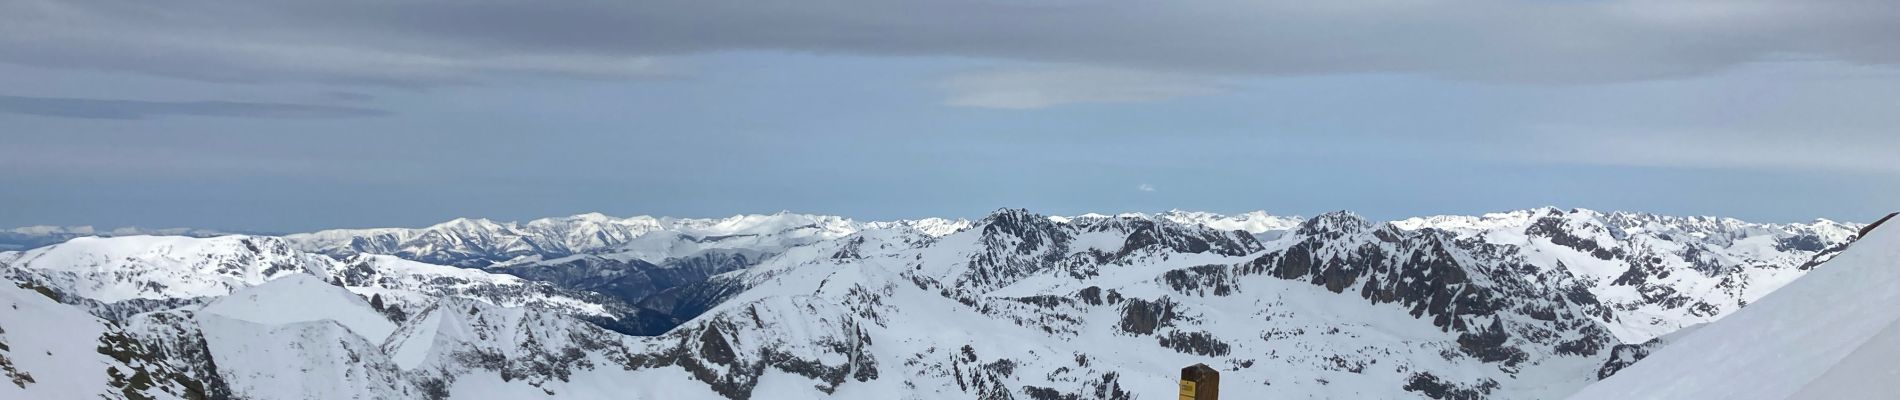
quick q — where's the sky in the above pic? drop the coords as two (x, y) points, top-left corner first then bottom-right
(3, 0), (1899, 232)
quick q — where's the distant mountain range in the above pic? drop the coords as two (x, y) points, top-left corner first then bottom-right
(0, 208), (1874, 399)
(0, 226), (250, 251)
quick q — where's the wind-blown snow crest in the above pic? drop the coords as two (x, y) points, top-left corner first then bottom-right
(199, 274), (397, 342)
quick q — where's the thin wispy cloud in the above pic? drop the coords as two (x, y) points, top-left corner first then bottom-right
(1513, 125), (1900, 174)
(939, 66), (1227, 109)
(1137, 183), (1156, 192)
(318, 91), (376, 103)
(0, 95), (390, 119)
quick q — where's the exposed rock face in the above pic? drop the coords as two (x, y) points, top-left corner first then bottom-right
(1403, 372), (1497, 400)
(1162, 265), (1239, 297)
(489, 250), (760, 305)
(0, 281), (224, 400)
(1158, 331), (1231, 356)
(482, 251), (765, 334)
(1527, 216), (1618, 261)
(1595, 342), (1654, 379)
(1391, 207), (1861, 343)
(1235, 212), (1618, 394)
(1116, 297), (1177, 335)
(113, 310), (234, 400)
(634, 274), (750, 331)
(594, 298), (882, 400)
(962, 209), (1076, 293)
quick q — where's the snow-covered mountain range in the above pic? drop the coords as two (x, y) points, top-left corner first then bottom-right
(0, 225), (237, 252)
(0, 208), (1873, 399)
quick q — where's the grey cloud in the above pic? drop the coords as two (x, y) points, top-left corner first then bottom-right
(1512, 125), (1900, 174)
(0, 1), (674, 86)
(3, 0), (1898, 86)
(319, 91), (376, 103)
(0, 95), (391, 119)
(938, 66), (1228, 109)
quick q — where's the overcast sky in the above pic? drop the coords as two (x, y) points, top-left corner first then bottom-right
(3, 0), (1898, 231)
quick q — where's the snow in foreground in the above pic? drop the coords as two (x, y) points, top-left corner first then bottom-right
(1569, 222), (1900, 400)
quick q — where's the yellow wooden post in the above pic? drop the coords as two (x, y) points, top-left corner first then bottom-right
(1180, 363), (1219, 400)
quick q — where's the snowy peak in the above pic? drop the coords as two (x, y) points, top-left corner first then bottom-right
(1066, 215), (1263, 260)
(666, 212), (856, 238)
(194, 308), (414, 399)
(1, 235), (333, 304)
(972, 208), (1072, 258)
(199, 274), (396, 342)
(382, 297), (616, 373)
(951, 209), (1076, 292)
(978, 208), (1051, 229)
(1390, 207), (1557, 233)
(424, 217), (507, 233)
(863, 217), (973, 238)
(1155, 209), (1303, 235)
(1294, 210), (1378, 236)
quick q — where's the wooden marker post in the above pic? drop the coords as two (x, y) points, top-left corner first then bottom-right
(1179, 363), (1219, 400)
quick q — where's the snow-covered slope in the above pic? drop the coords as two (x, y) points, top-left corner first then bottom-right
(332, 254), (631, 321)
(0, 281), (214, 400)
(0, 281), (140, 400)
(1568, 216), (1900, 400)
(195, 275), (418, 399)
(200, 274), (398, 342)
